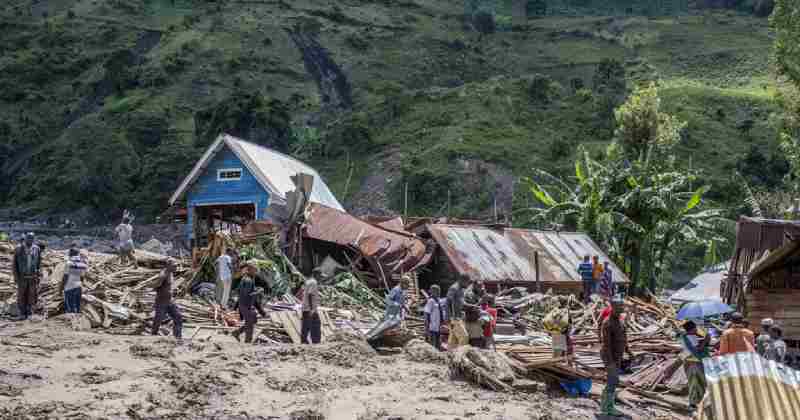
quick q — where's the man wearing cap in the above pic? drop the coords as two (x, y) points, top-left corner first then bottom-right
(151, 259), (183, 342)
(718, 312), (755, 356)
(12, 233), (42, 320)
(232, 262), (267, 343)
(756, 318), (774, 357)
(599, 297), (627, 417)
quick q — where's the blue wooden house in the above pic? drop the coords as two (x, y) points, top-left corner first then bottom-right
(168, 133), (343, 245)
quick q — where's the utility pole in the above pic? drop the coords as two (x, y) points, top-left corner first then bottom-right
(404, 182), (408, 219)
(447, 189), (451, 220)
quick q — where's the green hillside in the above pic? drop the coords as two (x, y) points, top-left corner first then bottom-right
(0, 0), (784, 221)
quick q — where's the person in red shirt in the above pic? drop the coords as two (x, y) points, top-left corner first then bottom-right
(481, 294), (498, 350)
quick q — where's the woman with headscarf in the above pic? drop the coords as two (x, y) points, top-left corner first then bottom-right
(301, 276), (321, 344)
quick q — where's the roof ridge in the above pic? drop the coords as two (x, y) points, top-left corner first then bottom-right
(224, 134), (320, 176)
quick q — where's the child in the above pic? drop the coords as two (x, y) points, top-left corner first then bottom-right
(481, 294), (498, 350)
(424, 285), (447, 351)
(61, 248), (88, 317)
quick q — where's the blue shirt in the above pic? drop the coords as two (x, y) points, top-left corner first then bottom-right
(387, 285), (405, 307)
(578, 262), (594, 282)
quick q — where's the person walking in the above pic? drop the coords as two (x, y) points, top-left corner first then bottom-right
(215, 249), (234, 308)
(424, 285), (446, 351)
(151, 259), (183, 343)
(447, 275), (471, 349)
(578, 255), (594, 303)
(764, 325), (787, 364)
(718, 312), (755, 356)
(232, 262), (267, 343)
(61, 248), (88, 317)
(12, 233), (42, 321)
(600, 297), (627, 417)
(756, 318), (774, 357)
(300, 276), (321, 344)
(678, 321), (711, 411)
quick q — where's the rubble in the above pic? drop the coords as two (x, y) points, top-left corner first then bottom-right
(0, 227), (694, 418)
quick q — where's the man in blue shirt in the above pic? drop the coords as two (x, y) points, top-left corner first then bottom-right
(386, 275), (411, 320)
(577, 255), (594, 303)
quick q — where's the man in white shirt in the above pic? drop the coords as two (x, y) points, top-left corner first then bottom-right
(424, 285), (447, 351)
(115, 214), (136, 267)
(215, 249), (234, 308)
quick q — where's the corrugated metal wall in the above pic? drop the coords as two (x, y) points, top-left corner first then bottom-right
(700, 353), (800, 420)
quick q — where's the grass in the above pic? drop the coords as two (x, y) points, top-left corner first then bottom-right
(0, 0), (786, 222)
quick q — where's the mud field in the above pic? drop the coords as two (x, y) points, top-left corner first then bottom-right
(0, 316), (690, 420)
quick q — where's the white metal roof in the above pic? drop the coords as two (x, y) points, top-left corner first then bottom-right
(169, 134), (344, 211)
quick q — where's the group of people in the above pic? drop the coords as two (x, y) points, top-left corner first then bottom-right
(578, 255), (614, 303)
(678, 312), (790, 412)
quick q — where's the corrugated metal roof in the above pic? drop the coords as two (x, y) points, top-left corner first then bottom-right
(427, 225), (629, 284)
(169, 134), (344, 211)
(700, 352), (800, 420)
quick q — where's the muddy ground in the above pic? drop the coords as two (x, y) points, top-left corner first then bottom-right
(0, 317), (687, 420)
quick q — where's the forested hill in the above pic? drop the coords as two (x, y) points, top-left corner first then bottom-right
(0, 0), (784, 223)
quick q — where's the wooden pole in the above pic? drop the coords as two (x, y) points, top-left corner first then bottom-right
(534, 251), (540, 292)
(404, 182), (408, 219)
(447, 189), (451, 219)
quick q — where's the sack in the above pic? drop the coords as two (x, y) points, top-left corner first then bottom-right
(543, 308), (569, 333)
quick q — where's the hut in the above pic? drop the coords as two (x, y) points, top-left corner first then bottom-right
(419, 223), (629, 295)
(168, 133), (343, 248)
(725, 217), (800, 341)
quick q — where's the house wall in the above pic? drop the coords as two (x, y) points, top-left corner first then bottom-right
(185, 146), (269, 240)
(746, 289), (800, 340)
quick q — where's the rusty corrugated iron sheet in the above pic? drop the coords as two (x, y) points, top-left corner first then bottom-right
(303, 203), (432, 275)
(699, 352), (800, 420)
(427, 225), (629, 285)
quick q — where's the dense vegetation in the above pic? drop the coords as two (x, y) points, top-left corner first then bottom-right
(0, 1), (790, 259)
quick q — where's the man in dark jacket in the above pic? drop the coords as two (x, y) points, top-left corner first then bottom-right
(232, 262), (267, 343)
(600, 297), (627, 417)
(151, 259), (183, 342)
(13, 233), (42, 320)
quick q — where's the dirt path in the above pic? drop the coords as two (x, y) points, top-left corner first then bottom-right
(0, 317), (686, 420)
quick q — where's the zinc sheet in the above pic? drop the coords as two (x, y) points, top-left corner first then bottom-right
(701, 353), (800, 420)
(231, 137), (343, 211)
(427, 225), (629, 285)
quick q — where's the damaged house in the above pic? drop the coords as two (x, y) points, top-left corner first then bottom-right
(168, 133), (343, 248)
(417, 223), (629, 295)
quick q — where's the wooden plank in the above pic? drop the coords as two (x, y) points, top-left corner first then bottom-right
(270, 311), (301, 344)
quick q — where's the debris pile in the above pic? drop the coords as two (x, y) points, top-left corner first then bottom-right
(496, 291), (688, 399)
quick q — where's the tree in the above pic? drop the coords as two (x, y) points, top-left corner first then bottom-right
(520, 84), (730, 294)
(772, 0), (800, 88)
